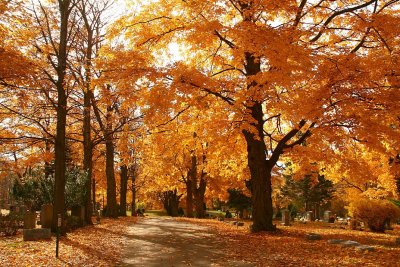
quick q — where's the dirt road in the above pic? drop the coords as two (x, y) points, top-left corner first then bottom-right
(120, 217), (253, 267)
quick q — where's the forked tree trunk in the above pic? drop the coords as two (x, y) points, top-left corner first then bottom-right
(242, 102), (275, 232)
(241, 51), (276, 232)
(161, 189), (181, 217)
(91, 87), (118, 218)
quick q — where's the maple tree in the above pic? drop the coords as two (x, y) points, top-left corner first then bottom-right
(0, 0), (399, 237)
(73, 0), (112, 224)
(113, 0), (400, 231)
(138, 102), (247, 218)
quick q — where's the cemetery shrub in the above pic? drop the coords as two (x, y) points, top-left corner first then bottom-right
(227, 188), (251, 218)
(12, 166), (87, 211)
(66, 215), (81, 231)
(0, 213), (23, 236)
(178, 207), (184, 217)
(351, 199), (400, 232)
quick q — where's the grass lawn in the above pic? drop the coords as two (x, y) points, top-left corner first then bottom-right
(206, 210), (225, 217)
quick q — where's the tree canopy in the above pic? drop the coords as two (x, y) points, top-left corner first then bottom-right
(0, 0), (399, 232)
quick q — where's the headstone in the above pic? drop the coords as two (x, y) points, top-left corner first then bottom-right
(9, 205), (16, 213)
(71, 206), (85, 225)
(306, 233), (321, 240)
(96, 210), (101, 224)
(20, 205), (28, 214)
(41, 204), (53, 229)
(23, 212), (36, 229)
(349, 219), (359, 230)
(10, 205), (26, 215)
(324, 211), (332, 223)
(341, 240), (360, 247)
(282, 209), (290, 226)
(243, 209), (249, 219)
(306, 211), (314, 222)
(23, 228), (51, 241)
(395, 238), (400, 245)
(328, 239), (344, 244)
(355, 245), (375, 252)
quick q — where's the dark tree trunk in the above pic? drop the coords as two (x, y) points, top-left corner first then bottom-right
(193, 175), (207, 218)
(92, 178), (96, 211)
(131, 173), (136, 216)
(119, 165), (128, 216)
(240, 51), (276, 232)
(91, 86), (118, 218)
(53, 93), (67, 232)
(82, 21), (94, 225)
(242, 103), (275, 232)
(105, 109), (118, 217)
(44, 140), (52, 179)
(161, 189), (181, 217)
(52, 0), (72, 233)
(185, 179), (193, 218)
(83, 90), (93, 224)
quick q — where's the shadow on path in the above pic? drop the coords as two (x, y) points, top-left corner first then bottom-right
(120, 217), (254, 267)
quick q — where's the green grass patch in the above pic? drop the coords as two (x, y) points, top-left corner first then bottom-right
(206, 210), (225, 217)
(145, 210), (168, 217)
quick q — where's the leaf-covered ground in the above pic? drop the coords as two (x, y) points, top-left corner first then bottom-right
(176, 218), (400, 267)
(0, 216), (136, 266)
(1, 216), (399, 266)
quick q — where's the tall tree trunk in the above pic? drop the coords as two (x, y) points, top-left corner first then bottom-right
(242, 103), (275, 232)
(52, 0), (72, 233)
(241, 51), (276, 232)
(44, 140), (52, 179)
(105, 105), (118, 217)
(82, 20), (94, 225)
(91, 85), (118, 218)
(119, 165), (128, 216)
(83, 92), (93, 224)
(185, 179), (193, 218)
(92, 178), (96, 211)
(131, 173), (136, 216)
(193, 176), (206, 218)
(161, 189), (181, 217)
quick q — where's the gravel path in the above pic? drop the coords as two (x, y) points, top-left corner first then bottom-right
(120, 217), (254, 267)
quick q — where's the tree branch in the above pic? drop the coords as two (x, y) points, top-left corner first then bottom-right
(310, 0), (378, 42)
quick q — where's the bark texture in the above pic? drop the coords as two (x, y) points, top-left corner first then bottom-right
(119, 165), (128, 216)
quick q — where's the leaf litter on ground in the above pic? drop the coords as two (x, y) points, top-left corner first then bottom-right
(176, 217), (400, 267)
(0, 216), (136, 267)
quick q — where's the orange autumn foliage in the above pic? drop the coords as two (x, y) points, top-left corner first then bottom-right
(350, 198), (400, 232)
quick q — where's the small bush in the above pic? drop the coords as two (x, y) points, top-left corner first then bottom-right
(178, 207), (184, 217)
(350, 198), (400, 232)
(66, 215), (81, 231)
(0, 213), (23, 236)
